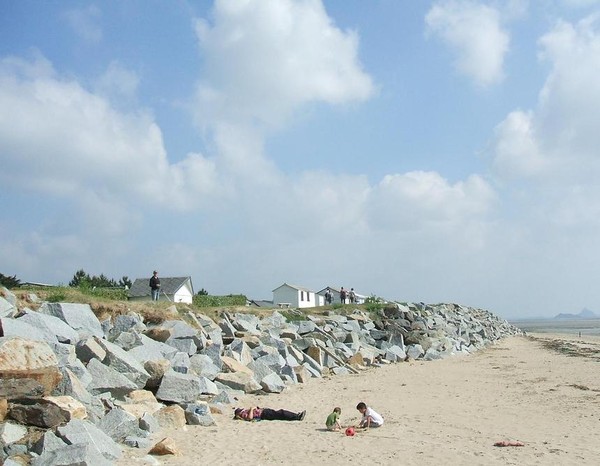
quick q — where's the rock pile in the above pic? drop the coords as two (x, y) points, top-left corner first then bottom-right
(0, 286), (521, 464)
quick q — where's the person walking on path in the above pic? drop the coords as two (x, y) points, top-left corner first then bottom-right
(340, 287), (347, 304)
(149, 270), (161, 301)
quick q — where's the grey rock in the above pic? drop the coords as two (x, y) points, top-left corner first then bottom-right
(123, 436), (152, 448)
(53, 367), (105, 422)
(95, 337), (150, 388)
(113, 330), (143, 351)
(259, 372), (285, 393)
(139, 412), (160, 433)
(76, 337), (107, 364)
(197, 376), (219, 395)
(166, 337), (197, 356)
(212, 389), (239, 404)
(98, 408), (143, 442)
(31, 431), (68, 456)
(214, 372), (262, 393)
(109, 314), (146, 341)
(189, 354), (220, 380)
(170, 351), (191, 374)
(155, 370), (204, 403)
(57, 419), (122, 461)
(1, 317), (50, 342)
(86, 357), (137, 397)
(127, 334), (178, 364)
(0, 296), (16, 318)
(203, 342), (223, 369)
(0, 422), (28, 445)
(184, 402), (216, 426)
(32, 443), (113, 466)
(18, 311), (80, 343)
(38, 302), (104, 339)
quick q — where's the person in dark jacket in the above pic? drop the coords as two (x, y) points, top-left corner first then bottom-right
(234, 407), (306, 422)
(149, 270), (161, 301)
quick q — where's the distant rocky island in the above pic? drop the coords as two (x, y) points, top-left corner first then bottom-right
(554, 308), (600, 319)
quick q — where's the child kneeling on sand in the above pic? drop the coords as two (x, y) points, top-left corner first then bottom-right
(325, 407), (342, 431)
(356, 402), (383, 428)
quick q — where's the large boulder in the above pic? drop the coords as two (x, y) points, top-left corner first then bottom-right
(17, 311), (79, 344)
(8, 395), (86, 428)
(0, 337), (62, 399)
(38, 303), (104, 339)
(56, 419), (122, 462)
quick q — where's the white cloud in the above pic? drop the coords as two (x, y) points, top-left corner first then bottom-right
(368, 171), (496, 231)
(62, 5), (103, 44)
(492, 14), (600, 181)
(93, 61), (140, 104)
(425, 0), (510, 87)
(491, 110), (546, 178)
(0, 55), (224, 213)
(193, 0), (374, 129)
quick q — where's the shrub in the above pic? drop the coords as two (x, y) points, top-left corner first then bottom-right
(193, 294), (247, 307)
(47, 291), (67, 303)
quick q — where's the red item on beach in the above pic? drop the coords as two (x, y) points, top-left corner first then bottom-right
(345, 427), (355, 436)
(494, 440), (524, 447)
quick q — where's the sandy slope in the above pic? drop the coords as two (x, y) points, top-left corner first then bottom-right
(120, 334), (600, 466)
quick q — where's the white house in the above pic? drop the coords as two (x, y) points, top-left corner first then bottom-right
(272, 283), (321, 309)
(128, 276), (194, 304)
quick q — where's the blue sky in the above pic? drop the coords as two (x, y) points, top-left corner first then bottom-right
(2, 0), (600, 318)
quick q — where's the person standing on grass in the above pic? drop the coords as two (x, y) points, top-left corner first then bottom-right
(149, 270), (161, 301)
(340, 287), (347, 304)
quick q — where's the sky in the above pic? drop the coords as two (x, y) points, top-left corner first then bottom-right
(2, 0), (600, 319)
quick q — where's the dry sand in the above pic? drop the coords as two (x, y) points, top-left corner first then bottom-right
(121, 334), (600, 465)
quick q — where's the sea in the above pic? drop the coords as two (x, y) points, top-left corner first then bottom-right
(509, 318), (600, 336)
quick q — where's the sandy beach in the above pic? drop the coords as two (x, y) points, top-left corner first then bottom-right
(121, 333), (600, 466)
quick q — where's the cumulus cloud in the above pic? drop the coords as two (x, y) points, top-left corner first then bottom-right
(425, 0), (510, 87)
(0, 55), (225, 213)
(492, 14), (600, 181)
(62, 5), (103, 44)
(368, 171), (496, 231)
(193, 0), (374, 129)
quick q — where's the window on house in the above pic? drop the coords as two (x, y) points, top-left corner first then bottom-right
(300, 291), (304, 301)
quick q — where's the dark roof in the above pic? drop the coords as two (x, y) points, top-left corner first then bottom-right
(128, 276), (193, 298)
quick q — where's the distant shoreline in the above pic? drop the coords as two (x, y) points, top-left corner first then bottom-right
(510, 317), (600, 336)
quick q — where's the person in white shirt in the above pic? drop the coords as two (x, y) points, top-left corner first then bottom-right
(356, 402), (384, 428)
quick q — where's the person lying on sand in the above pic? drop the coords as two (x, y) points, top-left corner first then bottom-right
(233, 407), (306, 422)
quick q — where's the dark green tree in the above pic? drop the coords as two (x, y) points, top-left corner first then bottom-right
(197, 288), (209, 296)
(69, 269), (90, 287)
(118, 276), (132, 288)
(0, 273), (21, 289)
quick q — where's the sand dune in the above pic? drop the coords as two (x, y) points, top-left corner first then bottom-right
(120, 334), (600, 465)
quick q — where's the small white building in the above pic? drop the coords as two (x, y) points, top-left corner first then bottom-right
(272, 283), (321, 309)
(128, 276), (194, 304)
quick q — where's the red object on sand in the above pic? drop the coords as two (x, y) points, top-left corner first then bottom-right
(345, 427), (355, 436)
(494, 440), (524, 447)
